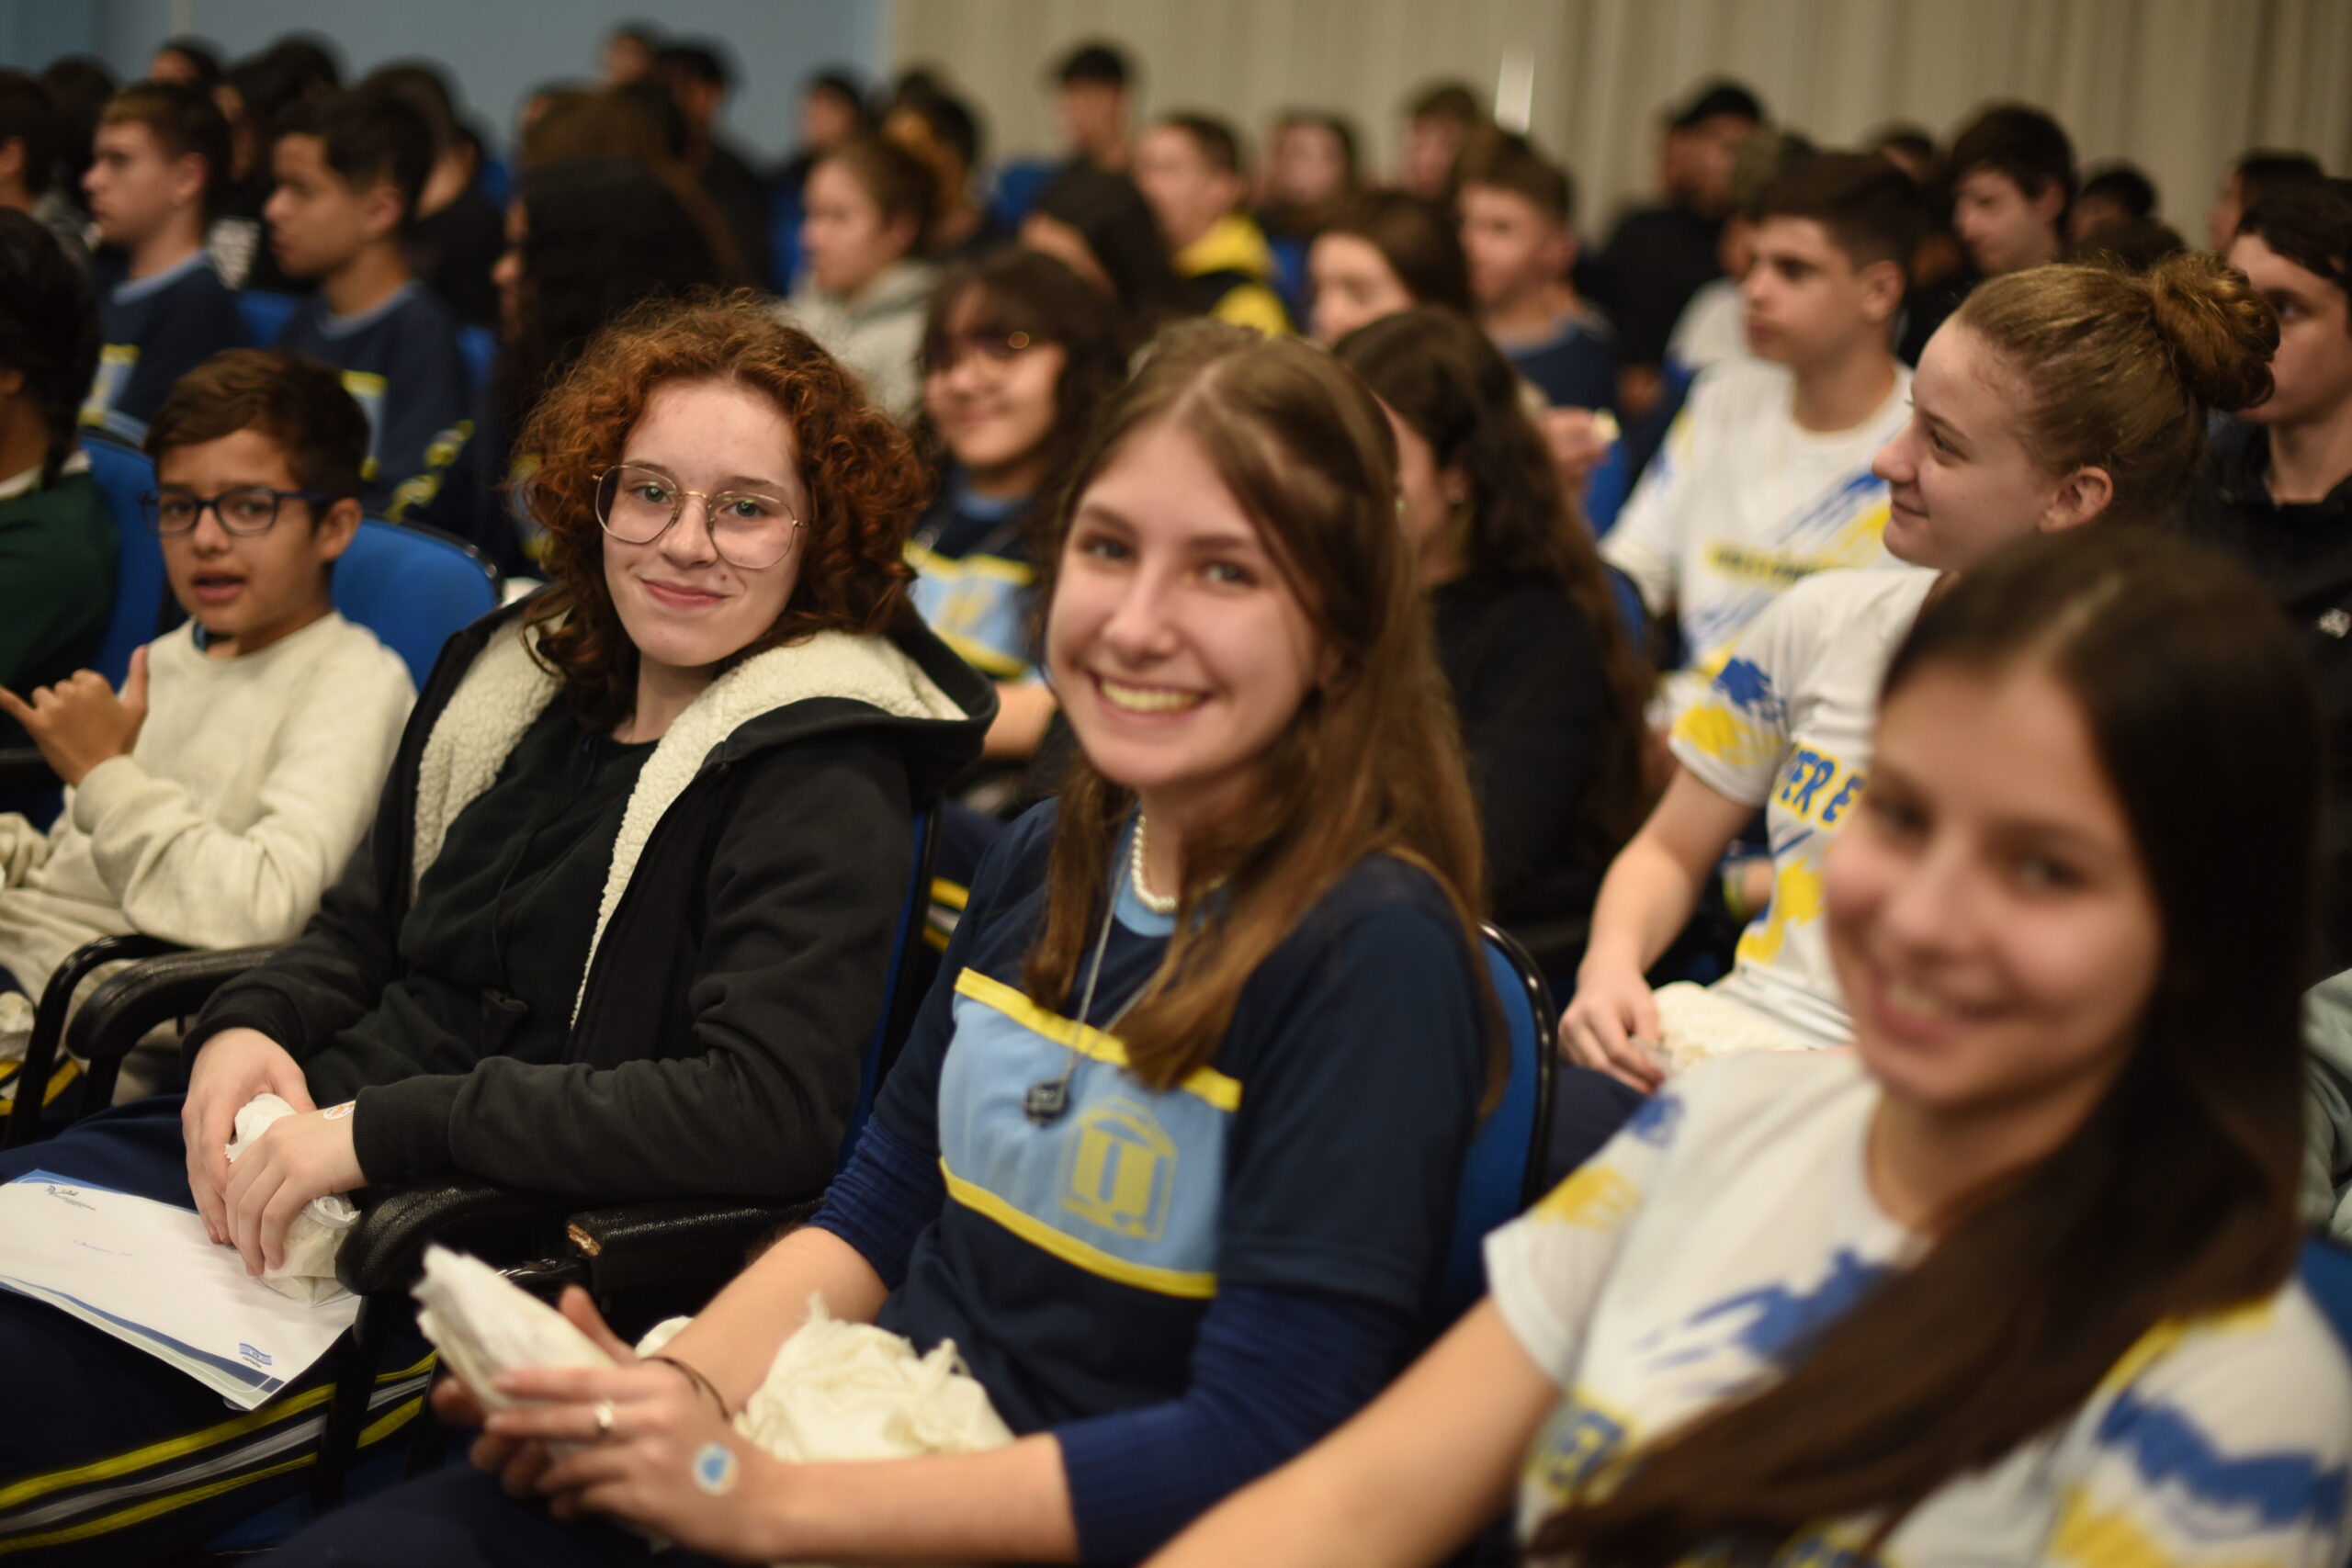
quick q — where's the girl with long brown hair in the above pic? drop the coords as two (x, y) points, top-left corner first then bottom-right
(1148, 525), (2351, 1566)
(1335, 305), (1648, 964)
(277, 321), (1496, 1566)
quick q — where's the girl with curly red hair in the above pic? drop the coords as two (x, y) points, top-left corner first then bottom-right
(0, 293), (994, 1562)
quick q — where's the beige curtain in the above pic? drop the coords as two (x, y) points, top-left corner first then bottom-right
(890, 0), (2351, 240)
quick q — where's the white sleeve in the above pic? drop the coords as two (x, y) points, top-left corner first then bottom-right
(71, 647), (413, 949)
(1483, 1090), (1685, 1386)
(2038, 1303), (2352, 1568)
(1666, 581), (1810, 808)
(1599, 395), (1705, 616)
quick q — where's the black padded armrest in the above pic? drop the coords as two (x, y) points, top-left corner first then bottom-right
(337, 1176), (578, 1296)
(564, 1194), (824, 1299)
(66, 943), (276, 1066)
(5, 933), (198, 1147)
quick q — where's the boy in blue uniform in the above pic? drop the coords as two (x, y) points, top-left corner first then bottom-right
(265, 88), (470, 522)
(1460, 136), (1616, 412)
(78, 82), (248, 441)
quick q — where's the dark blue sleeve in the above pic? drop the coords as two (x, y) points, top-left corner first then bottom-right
(110, 273), (252, 425)
(1055, 1284), (1411, 1563)
(1216, 888), (1485, 1314)
(372, 303), (474, 521)
(807, 1116), (944, 1289)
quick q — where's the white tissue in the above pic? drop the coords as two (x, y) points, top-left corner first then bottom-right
(1644, 981), (1813, 1075)
(224, 1092), (359, 1304)
(412, 1246), (616, 1415)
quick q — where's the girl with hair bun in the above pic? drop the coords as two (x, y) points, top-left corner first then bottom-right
(1562, 252), (2279, 1095)
(1149, 524), (2351, 1567)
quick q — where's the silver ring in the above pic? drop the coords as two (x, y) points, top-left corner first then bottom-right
(592, 1400), (617, 1438)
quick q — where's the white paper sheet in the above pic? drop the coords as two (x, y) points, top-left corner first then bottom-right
(0, 1172), (361, 1409)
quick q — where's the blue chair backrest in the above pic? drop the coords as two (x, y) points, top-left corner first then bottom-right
(1605, 562), (1648, 654)
(237, 290), (300, 346)
(2303, 1238), (2352, 1359)
(1441, 926), (1557, 1317)
(769, 182), (806, 295)
(456, 326), (497, 399)
(1582, 436), (1635, 539)
(837, 806), (936, 1168)
(82, 437), (167, 686)
(1268, 232), (1311, 325)
(989, 157), (1061, 231)
(332, 520), (501, 687)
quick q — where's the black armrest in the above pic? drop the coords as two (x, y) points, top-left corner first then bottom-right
(65, 942), (279, 1114)
(337, 1176), (580, 1297)
(564, 1194), (824, 1300)
(0, 745), (55, 790)
(5, 932), (195, 1147)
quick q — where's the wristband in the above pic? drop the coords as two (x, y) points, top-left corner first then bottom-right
(650, 1354), (732, 1420)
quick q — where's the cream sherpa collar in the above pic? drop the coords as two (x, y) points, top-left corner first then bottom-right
(408, 620), (962, 1023)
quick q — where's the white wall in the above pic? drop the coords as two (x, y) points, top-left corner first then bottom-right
(1, 0), (892, 164)
(891, 0), (2352, 238)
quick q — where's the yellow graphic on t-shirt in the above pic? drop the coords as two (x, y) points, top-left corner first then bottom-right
(78, 344), (138, 426)
(1524, 1387), (1638, 1507)
(1737, 857), (1826, 968)
(1534, 1163), (1642, 1233)
(1060, 1096), (1176, 1242)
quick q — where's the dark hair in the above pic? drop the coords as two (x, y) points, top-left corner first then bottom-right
(501, 157), (727, 438)
(1958, 254), (2277, 524)
(1458, 133), (1574, 227)
(1023, 321), (1490, 1094)
(917, 249), (1129, 511)
(1335, 307), (1650, 866)
(807, 69), (867, 118)
(520, 292), (923, 732)
(258, 35), (343, 97)
(1055, 41), (1133, 89)
(357, 61), (461, 157)
(1949, 103), (2076, 213)
(1405, 81), (1480, 126)
(1029, 163), (1185, 328)
(1865, 122), (1936, 167)
(275, 87), (434, 236)
(0, 71), (58, 197)
(2077, 216), (2188, 274)
(37, 57), (111, 206)
(154, 39), (223, 89)
(145, 348), (369, 503)
(2078, 161), (2157, 219)
(2233, 149), (2324, 212)
(2236, 177), (2352, 321)
(1320, 192), (1471, 314)
(815, 133), (934, 249)
(659, 41), (735, 93)
(1161, 113), (1244, 177)
(1533, 527), (2313, 1565)
(608, 21), (663, 51)
(611, 76), (691, 160)
(905, 91), (979, 174)
(0, 210), (97, 482)
(101, 81), (232, 219)
(1668, 78), (1763, 130)
(1753, 150), (1927, 272)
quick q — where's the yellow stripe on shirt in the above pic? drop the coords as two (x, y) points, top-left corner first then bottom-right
(953, 968), (1243, 1111)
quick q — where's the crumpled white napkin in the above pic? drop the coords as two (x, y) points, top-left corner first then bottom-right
(413, 1246), (616, 1418)
(223, 1092), (360, 1304)
(639, 1295), (1012, 1463)
(1643, 981), (1814, 1076)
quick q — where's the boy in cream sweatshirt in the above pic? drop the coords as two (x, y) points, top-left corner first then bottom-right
(0, 348), (413, 1109)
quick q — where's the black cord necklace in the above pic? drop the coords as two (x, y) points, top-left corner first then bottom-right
(1023, 878), (1142, 1126)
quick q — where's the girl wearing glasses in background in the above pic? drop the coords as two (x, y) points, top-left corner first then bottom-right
(911, 249), (1128, 773)
(0, 294), (993, 1562)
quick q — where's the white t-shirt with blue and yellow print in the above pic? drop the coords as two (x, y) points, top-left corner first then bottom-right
(1488, 1051), (2352, 1565)
(1668, 565), (1936, 1048)
(1601, 359), (1914, 722)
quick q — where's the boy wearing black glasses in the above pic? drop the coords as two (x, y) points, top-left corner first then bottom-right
(0, 347), (413, 1109)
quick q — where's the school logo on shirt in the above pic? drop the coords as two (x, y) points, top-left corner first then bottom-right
(1060, 1095), (1176, 1241)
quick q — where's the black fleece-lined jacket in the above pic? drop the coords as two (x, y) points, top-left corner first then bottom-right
(182, 595), (995, 1201)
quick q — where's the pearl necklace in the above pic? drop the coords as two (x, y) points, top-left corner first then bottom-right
(1128, 811), (1178, 914)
